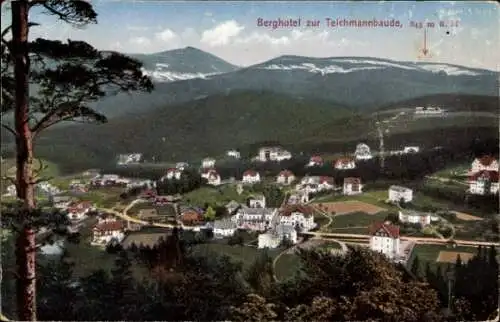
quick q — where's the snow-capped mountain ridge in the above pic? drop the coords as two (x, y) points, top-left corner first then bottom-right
(256, 56), (494, 76)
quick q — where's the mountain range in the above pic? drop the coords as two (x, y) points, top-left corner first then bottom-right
(91, 47), (497, 118)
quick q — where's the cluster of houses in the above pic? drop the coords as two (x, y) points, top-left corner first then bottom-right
(4, 181), (61, 198)
(90, 174), (129, 187)
(467, 155), (499, 195)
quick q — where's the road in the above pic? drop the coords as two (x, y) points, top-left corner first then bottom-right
(302, 231), (499, 247)
(425, 175), (468, 186)
(99, 198), (199, 231)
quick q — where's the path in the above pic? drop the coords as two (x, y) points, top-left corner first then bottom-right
(425, 175), (468, 186)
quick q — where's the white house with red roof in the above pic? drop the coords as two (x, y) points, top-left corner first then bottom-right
(162, 168), (182, 180)
(468, 170), (499, 195)
(470, 155), (499, 173)
(334, 158), (356, 170)
(279, 205), (316, 231)
(276, 170), (296, 185)
(318, 176), (335, 190)
(307, 155), (324, 167)
(354, 143), (373, 160)
(343, 177), (363, 195)
(201, 168), (221, 186)
(91, 220), (125, 245)
(257, 147), (292, 162)
(242, 170), (261, 184)
(369, 222), (400, 260)
(66, 201), (93, 221)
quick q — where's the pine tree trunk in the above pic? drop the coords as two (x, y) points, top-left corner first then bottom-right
(12, 0), (37, 320)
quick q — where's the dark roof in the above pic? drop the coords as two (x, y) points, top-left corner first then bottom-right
(369, 222), (400, 238)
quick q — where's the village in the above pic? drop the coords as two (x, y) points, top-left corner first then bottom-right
(4, 142), (498, 279)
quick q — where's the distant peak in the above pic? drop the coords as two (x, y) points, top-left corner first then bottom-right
(184, 46), (200, 51)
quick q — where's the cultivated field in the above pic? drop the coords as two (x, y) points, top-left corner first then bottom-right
(436, 251), (475, 264)
(318, 200), (386, 215)
(452, 211), (483, 221)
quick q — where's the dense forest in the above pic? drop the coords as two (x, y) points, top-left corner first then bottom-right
(1, 228), (498, 321)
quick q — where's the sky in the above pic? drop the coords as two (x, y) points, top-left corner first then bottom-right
(1, 1), (498, 69)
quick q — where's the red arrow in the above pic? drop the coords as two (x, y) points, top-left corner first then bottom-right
(422, 28), (429, 56)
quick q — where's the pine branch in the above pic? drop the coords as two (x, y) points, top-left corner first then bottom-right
(1, 123), (15, 136)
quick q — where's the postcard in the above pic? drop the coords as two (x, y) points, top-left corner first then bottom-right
(0, 1), (498, 321)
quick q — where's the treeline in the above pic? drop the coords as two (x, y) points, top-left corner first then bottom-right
(156, 169), (204, 195)
(411, 245), (498, 321)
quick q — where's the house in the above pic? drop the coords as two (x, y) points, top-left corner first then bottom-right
(257, 147), (292, 162)
(276, 170), (296, 185)
(161, 168), (182, 180)
(201, 157), (216, 169)
(175, 162), (189, 171)
(247, 194), (266, 208)
(213, 218), (238, 238)
(66, 201), (93, 221)
(343, 177), (362, 195)
(369, 222), (400, 260)
(232, 206), (277, 231)
(414, 106), (445, 116)
(242, 170), (261, 184)
(388, 185), (413, 203)
(398, 210), (438, 226)
(279, 205), (316, 231)
(334, 158), (356, 170)
(140, 189), (157, 200)
(468, 170), (499, 195)
(201, 169), (221, 186)
(92, 220), (125, 245)
(354, 143), (373, 160)
(318, 176), (335, 191)
(307, 155), (324, 167)
(470, 156), (499, 173)
(226, 150), (241, 159)
(153, 195), (180, 206)
(179, 208), (204, 226)
(258, 224), (297, 249)
(403, 146), (420, 154)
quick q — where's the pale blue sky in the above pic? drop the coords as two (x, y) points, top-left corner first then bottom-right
(2, 1), (498, 69)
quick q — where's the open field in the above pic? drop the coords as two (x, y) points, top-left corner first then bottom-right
(313, 190), (398, 212)
(407, 244), (478, 273)
(314, 200), (387, 215)
(432, 163), (470, 179)
(436, 251), (475, 264)
(182, 185), (253, 208)
(82, 187), (124, 208)
(329, 211), (388, 229)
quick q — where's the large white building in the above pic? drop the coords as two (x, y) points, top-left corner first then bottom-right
(201, 169), (221, 186)
(470, 156), (499, 173)
(334, 158), (356, 170)
(226, 150), (241, 159)
(247, 194), (266, 208)
(369, 222), (400, 260)
(279, 205), (316, 231)
(276, 170), (296, 185)
(242, 170), (261, 184)
(232, 206), (277, 231)
(343, 177), (363, 195)
(258, 224), (297, 249)
(117, 153), (142, 165)
(92, 219), (125, 245)
(354, 143), (373, 160)
(213, 218), (238, 238)
(468, 170), (499, 195)
(388, 185), (413, 203)
(398, 210), (438, 226)
(257, 147), (292, 162)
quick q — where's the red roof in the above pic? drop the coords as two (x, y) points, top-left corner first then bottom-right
(243, 170), (258, 177)
(310, 156), (323, 162)
(166, 168), (177, 173)
(369, 222), (400, 238)
(319, 176), (334, 184)
(344, 177), (361, 184)
(278, 170), (294, 177)
(68, 201), (92, 209)
(335, 158), (354, 165)
(281, 204), (314, 217)
(93, 221), (124, 232)
(469, 170), (499, 182)
(476, 155), (497, 167)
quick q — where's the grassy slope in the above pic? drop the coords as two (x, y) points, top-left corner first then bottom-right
(33, 91), (499, 172)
